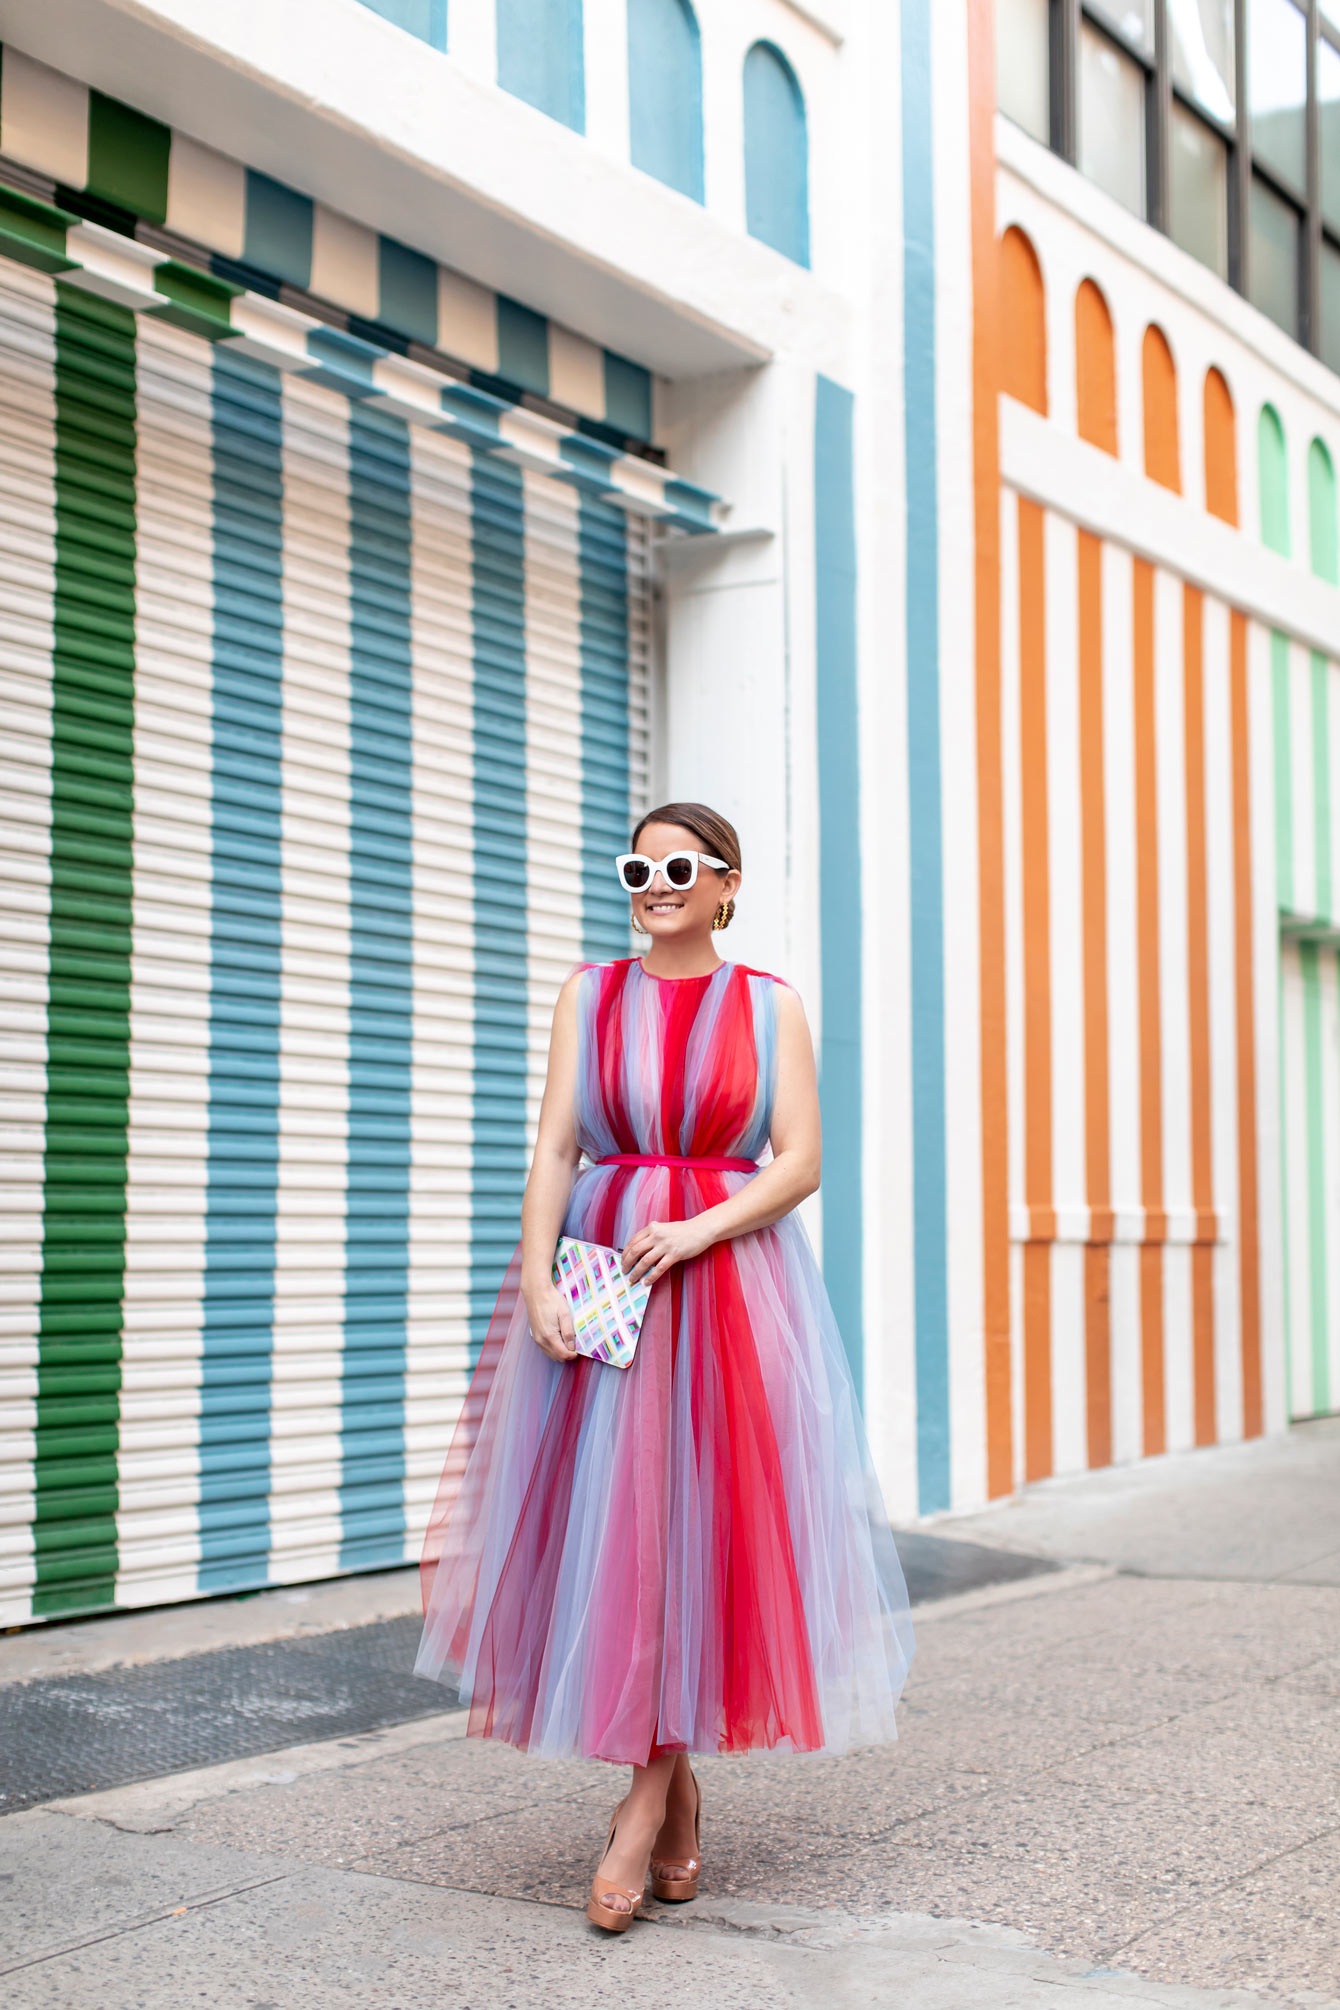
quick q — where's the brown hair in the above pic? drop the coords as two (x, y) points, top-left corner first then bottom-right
(631, 800), (741, 927)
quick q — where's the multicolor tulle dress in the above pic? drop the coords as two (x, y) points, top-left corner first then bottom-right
(415, 956), (914, 1764)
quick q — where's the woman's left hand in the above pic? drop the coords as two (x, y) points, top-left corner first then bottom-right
(621, 1216), (711, 1286)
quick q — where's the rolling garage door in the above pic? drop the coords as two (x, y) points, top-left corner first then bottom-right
(0, 256), (652, 1621)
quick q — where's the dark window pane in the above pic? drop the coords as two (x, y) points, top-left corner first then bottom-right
(998, 0), (1050, 142)
(1087, 1), (1155, 57)
(1249, 0), (1307, 193)
(1170, 0), (1236, 124)
(1171, 103), (1230, 276)
(1322, 242), (1340, 375)
(1080, 23), (1147, 215)
(1322, 39), (1340, 235)
(1249, 174), (1301, 334)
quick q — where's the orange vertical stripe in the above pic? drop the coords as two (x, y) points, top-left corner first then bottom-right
(1019, 498), (1053, 1481)
(1230, 611), (1263, 1435)
(1078, 531), (1112, 1465)
(968, 0), (1013, 1495)
(1133, 559), (1166, 1455)
(1182, 587), (1217, 1444)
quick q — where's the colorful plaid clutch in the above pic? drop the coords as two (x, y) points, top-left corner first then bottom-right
(551, 1235), (652, 1369)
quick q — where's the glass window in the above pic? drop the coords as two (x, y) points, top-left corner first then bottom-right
(1169, 0), (1235, 125)
(1249, 174), (1300, 333)
(1323, 242), (1340, 375)
(1322, 38), (1340, 236)
(1087, 1), (1155, 56)
(997, 0), (1050, 144)
(1248, 0), (1307, 193)
(1080, 22), (1148, 216)
(1171, 102), (1230, 275)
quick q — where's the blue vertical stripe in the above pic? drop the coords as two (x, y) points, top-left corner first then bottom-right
(198, 351), (284, 1591)
(814, 374), (864, 1401)
(578, 496), (630, 954)
(901, 0), (950, 1512)
(340, 407), (414, 1568)
(469, 454), (530, 1358)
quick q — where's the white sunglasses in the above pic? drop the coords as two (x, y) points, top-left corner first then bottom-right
(615, 850), (730, 893)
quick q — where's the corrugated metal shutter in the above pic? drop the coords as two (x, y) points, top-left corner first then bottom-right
(0, 257), (652, 1624)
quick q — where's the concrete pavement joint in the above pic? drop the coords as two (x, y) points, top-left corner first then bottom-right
(0, 1865), (291, 1976)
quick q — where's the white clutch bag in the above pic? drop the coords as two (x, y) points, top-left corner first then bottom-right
(551, 1235), (652, 1369)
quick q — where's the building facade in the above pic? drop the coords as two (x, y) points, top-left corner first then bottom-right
(0, 0), (1335, 1626)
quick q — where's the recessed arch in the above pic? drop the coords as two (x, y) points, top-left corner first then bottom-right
(627, 0), (704, 204)
(1000, 225), (1047, 415)
(743, 41), (810, 267)
(1142, 325), (1181, 494)
(1075, 278), (1117, 455)
(1203, 368), (1238, 527)
(1258, 405), (1290, 556)
(1308, 439), (1338, 585)
(496, 0), (585, 132)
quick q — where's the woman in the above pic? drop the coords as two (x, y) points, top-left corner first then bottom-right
(416, 802), (913, 1931)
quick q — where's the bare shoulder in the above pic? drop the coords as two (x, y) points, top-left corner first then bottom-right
(772, 980), (812, 1036)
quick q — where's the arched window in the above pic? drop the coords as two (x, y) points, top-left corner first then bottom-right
(628, 0), (703, 203)
(497, 0), (585, 133)
(1308, 439), (1338, 585)
(1075, 278), (1116, 454)
(1202, 368), (1238, 527)
(1141, 325), (1181, 494)
(1258, 406), (1290, 556)
(1000, 226), (1047, 414)
(743, 42), (809, 267)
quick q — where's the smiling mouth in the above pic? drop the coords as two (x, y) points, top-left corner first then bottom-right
(646, 901), (684, 914)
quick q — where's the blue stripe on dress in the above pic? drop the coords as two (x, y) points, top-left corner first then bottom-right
(469, 452), (529, 1359)
(197, 349), (284, 1591)
(578, 495), (630, 956)
(340, 406), (414, 1568)
(901, 0), (951, 1513)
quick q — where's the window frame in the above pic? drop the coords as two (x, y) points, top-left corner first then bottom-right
(1014, 0), (1340, 368)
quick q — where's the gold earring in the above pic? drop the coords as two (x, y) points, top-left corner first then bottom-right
(713, 901), (731, 932)
(631, 910), (649, 934)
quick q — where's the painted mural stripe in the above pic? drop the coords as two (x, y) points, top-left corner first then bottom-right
(1300, 942), (1329, 1417)
(966, 0), (1011, 1498)
(901, 0), (948, 1507)
(814, 374), (866, 1403)
(197, 344), (284, 1592)
(1132, 557), (1165, 1456)
(33, 284), (138, 1615)
(1181, 586), (1216, 1446)
(577, 493), (630, 958)
(1077, 529), (1111, 1466)
(1227, 619), (1263, 1438)
(1199, 593), (1242, 1444)
(468, 450), (528, 1360)
(1320, 947), (1340, 1417)
(1311, 653), (1331, 923)
(117, 315), (215, 1607)
(0, 261), (58, 1626)
(1017, 496), (1052, 1481)
(340, 403), (413, 1569)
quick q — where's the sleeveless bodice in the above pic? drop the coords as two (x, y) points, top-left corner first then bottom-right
(574, 957), (778, 1164)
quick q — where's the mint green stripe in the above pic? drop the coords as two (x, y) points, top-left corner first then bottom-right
(1300, 944), (1331, 1416)
(1279, 953), (1294, 1411)
(1273, 634), (1294, 913)
(34, 287), (137, 1616)
(1312, 654), (1331, 923)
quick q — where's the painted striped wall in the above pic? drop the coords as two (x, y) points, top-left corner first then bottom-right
(0, 255), (649, 1624)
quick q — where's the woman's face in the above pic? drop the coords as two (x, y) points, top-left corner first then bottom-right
(629, 821), (741, 943)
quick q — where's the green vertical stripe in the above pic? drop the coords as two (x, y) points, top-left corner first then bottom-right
(1312, 654), (1331, 922)
(34, 287), (137, 1616)
(1273, 635), (1294, 913)
(1300, 943), (1331, 1416)
(1279, 954), (1294, 1409)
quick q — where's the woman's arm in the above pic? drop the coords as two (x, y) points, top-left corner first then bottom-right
(520, 969), (584, 1361)
(621, 983), (822, 1288)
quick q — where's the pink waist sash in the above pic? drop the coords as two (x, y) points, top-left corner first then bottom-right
(595, 1152), (759, 1173)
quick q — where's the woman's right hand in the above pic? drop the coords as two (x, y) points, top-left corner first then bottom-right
(523, 1276), (579, 1364)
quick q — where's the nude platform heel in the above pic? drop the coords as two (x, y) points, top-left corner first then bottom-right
(649, 1769), (702, 1903)
(587, 1802), (646, 1933)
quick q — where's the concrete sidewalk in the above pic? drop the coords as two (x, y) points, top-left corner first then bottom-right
(3, 1420), (1337, 2010)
